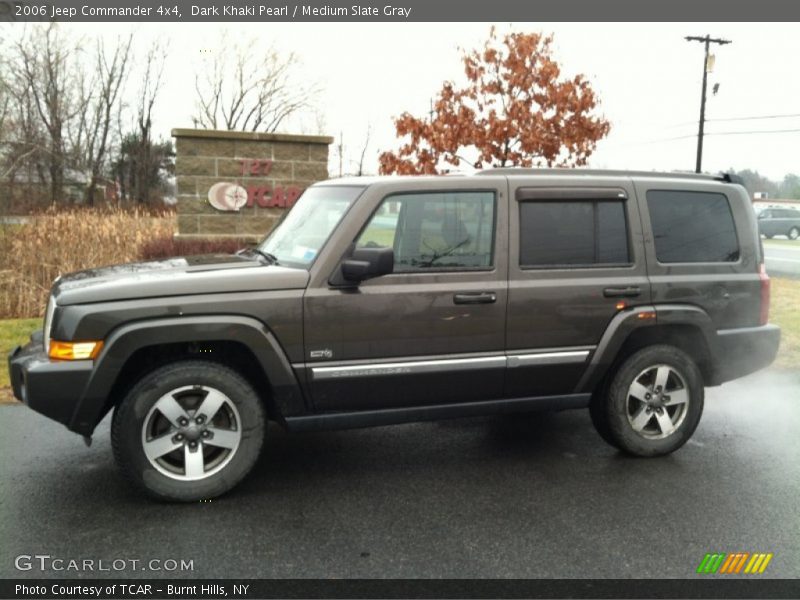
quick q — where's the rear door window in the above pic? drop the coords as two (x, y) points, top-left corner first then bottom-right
(518, 200), (630, 268)
(646, 190), (739, 263)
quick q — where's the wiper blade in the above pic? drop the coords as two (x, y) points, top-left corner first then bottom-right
(238, 247), (279, 265)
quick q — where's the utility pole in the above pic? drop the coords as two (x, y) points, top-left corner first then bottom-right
(338, 131), (343, 178)
(685, 35), (731, 173)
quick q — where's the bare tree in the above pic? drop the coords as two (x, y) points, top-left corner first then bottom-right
(1, 27), (142, 209)
(312, 108), (327, 137)
(333, 125), (373, 178)
(0, 77), (9, 145)
(355, 124), (372, 176)
(72, 35), (132, 205)
(0, 67), (15, 179)
(192, 35), (316, 133)
(125, 41), (168, 204)
(9, 25), (83, 204)
(0, 68), (48, 187)
(0, 68), (16, 211)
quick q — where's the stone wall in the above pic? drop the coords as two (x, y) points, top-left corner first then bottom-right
(172, 128), (333, 241)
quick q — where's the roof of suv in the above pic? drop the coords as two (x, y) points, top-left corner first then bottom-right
(322, 168), (743, 187)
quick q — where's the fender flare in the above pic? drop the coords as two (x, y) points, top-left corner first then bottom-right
(69, 315), (305, 435)
(575, 304), (718, 394)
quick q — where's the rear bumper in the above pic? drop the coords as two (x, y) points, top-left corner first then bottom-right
(712, 323), (781, 384)
(8, 337), (94, 430)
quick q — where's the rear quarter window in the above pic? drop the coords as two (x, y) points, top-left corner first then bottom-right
(646, 190), (740, 263)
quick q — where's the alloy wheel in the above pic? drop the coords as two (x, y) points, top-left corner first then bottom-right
(626, 364), (690, 440)
(141, 385), (242, 481)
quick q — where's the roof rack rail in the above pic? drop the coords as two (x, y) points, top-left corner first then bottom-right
(717, 172), (745, 185)
(474, 167), (743, 183)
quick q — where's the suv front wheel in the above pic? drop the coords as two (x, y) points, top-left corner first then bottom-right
(591, 345), (704, 457)
(111, 360), (266, 501)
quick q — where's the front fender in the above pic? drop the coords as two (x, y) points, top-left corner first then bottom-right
(69, 315), (305, 435)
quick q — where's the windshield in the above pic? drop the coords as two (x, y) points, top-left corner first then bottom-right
(259, 186), (363, 268)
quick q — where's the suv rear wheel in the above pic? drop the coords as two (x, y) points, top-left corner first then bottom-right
(789, 226), (799, 240)
(591, 345), (703, 457)
(111, 360), (266, 501)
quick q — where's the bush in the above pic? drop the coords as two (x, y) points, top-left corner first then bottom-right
(0, 207), (175, 319)
(138, 236), (246, 260)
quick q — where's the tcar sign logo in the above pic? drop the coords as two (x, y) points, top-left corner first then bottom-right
(206, 159), (303, 212)
(207, 182), (248, 211)
(207, 182), (303, 211)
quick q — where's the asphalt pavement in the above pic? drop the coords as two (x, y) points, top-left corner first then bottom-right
(765, 240), (800, 277)
(1, 369), (798, 579)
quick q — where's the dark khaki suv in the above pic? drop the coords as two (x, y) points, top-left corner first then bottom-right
(9, 169), (780, 501)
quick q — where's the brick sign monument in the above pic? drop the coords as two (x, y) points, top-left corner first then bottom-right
(172, 128), (333, 242)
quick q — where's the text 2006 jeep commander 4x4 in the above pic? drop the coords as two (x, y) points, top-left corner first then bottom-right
(9, 169), (780, 501)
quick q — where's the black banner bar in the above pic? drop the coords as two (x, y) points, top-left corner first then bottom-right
(2, 0), (800, 23)
(3, 579), (800, 599)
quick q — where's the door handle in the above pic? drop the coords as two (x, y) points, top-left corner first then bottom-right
(603, 286), (641, 298)
(453, 292), (497, 305)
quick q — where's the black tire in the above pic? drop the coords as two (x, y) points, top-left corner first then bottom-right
(111, 360), (266, 502)
(789, 227), (799, 241)
(591, 345), (703, 457)
(589, 378), (621, 450)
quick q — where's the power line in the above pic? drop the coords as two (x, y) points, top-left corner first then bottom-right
(659, 112), (800, 129)
(707, 112), (800, 123)
(706, 127), (800, 136)
(602, 127), (800, 149)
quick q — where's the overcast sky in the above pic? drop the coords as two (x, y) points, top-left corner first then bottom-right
(9, 22), (800, 180)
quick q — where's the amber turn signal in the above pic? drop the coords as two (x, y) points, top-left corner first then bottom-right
(48, 340), (104, 361)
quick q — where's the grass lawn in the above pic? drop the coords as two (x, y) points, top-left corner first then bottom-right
(0, 223), (23, 240)
(0, 278), (797, 404)
(764, 238), (800, 248)
(0, 318), (41, 403)
(770, 277), (800, 370)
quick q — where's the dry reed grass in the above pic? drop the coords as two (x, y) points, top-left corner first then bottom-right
(0, 207), (175, 318)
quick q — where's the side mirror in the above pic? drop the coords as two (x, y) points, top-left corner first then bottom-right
(331, 246), (394, 287)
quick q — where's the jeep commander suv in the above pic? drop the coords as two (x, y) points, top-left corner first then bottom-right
(9, 169), (780, 501)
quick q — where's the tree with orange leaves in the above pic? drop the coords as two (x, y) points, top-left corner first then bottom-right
(379, 29), (611, 175)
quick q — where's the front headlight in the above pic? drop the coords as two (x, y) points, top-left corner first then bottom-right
(43, 295), (55, 354)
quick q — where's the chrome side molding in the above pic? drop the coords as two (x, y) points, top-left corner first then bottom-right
(312, 356), (506, 380)
(309, 348), (593, 380)
(506, 350), (591, 368)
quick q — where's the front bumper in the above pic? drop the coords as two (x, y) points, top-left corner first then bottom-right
(8, 336), (94, 429)
(713, 323), (781, 384)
